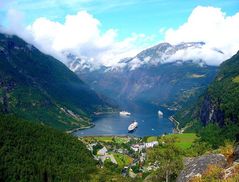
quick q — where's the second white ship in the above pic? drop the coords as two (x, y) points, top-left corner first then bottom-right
(119, 111), (131, 116)
(158, 110), (163, 117)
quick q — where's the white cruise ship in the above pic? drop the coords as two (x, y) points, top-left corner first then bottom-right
(119, 111), (131, 116)
(158, 110), (163, 117)
(128, 121), (138, 132)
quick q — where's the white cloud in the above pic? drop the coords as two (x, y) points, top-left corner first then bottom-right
(166, 46), (225, 66)
(2, 6), (239, 68)
(164, 6), (239, 65)
(2, 10), (152, 67)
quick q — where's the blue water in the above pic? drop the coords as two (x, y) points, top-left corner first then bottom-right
(74, 104), (174, 137)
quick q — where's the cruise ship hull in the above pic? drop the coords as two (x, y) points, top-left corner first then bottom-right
(128, 121), (138, 132)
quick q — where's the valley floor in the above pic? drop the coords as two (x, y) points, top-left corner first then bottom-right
(79, 133), (197, 179)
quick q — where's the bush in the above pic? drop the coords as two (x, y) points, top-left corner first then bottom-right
(202, 165), (224, 181)
(198, 123), (239, 149)
(219, 141), (235, 164)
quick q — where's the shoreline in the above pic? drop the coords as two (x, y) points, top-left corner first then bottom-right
(66, 123), (95, 134)
(93, 111), (119, 116)
(78, 135), (140, 138)
(169, 116), (182, 134)
(169, 116), (193, 133)
(67, 111), (118, 134)
(74, 133), (173, 138)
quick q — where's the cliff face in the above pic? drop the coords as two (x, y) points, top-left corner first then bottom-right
(200, 95), (225, 126)
(199, 51), (239, 126)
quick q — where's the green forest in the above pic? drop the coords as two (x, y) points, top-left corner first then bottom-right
(0, 115), (97, 181)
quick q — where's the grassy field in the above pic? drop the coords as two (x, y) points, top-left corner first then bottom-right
(93, 136), (114, 142)
(232, 75), (239, 83)
(146, 136), (158, 142)
(81, 136), (129, 144)
(146, 133), (198, 149)
(81, 134), (197, 150)
(112, 153), (133, 167)
(165, 133), (198, 149)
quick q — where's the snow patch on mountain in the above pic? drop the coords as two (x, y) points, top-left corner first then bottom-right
(111, 41), (224, 70)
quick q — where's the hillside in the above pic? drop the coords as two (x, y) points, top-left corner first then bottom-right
(176, 51), (239, 128)
(200, 51), (239, 125)
(0, 33), (111, 130)
(0, 115), (97, 181)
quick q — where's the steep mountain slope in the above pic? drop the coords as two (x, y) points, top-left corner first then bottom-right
(0, 33), (110, 130)
(199, 51), (239, 126)
(73, 42), (218, 111)
(176, 51), (239, 128)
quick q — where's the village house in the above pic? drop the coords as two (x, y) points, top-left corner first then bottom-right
(97, 146), (108, 156)
(131, 141), (159, 152)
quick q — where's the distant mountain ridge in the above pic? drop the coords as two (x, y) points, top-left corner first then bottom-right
(71, 42), (218, 111)
(117, 42), (207, 70)
(67, 41), (222, 73)
(0, 33), (111, 130)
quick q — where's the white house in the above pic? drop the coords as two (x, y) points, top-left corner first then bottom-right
(131, 144), (145, 152)
(145, 141), (158, 148)
(97, 146), (108, 156)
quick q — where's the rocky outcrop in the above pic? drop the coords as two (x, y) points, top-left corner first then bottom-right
(0, 79), (15, 113)
(176, 154), (227, 182)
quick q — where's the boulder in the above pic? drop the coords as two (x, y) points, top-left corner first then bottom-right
(176, 154), (227, 182)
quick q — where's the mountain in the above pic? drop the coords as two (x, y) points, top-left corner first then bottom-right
(117, 42), (207, 70)
(71, 42), (218, 111)
(0, 115), (96, 181)
(68, 42), (208, 72)
(66, 53), (102, 73)
(199, 51), (239, 126)
(0, 33), (111, 131)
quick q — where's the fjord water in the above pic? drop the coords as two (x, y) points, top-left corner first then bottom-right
(74, 104), (174, 137)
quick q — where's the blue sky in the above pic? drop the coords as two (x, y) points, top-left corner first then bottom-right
(1, 0), (238, 41)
